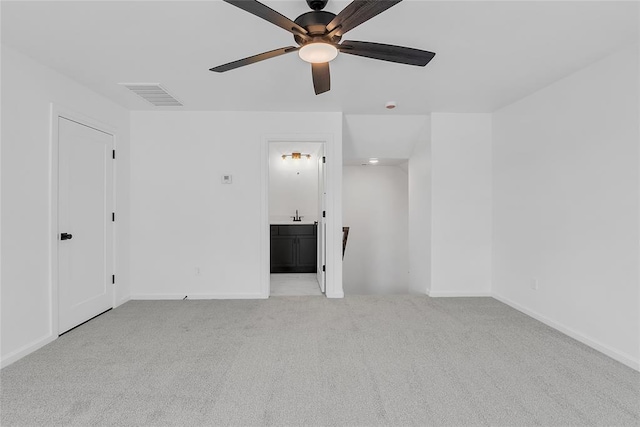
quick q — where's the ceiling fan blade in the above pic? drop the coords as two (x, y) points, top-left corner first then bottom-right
(339, 41), (435, 66)
(326, 0), (402, 37)
(210, 47), (299, 73)
(223, 0), (308, 37)
(312, 62), (330, 95)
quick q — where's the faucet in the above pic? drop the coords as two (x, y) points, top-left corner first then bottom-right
(291, 210), (303, 222)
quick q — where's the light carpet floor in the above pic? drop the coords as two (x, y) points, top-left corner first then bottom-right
(1, 296), (639, 426)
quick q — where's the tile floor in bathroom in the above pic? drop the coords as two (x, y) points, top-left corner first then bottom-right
(270, 273), (322, 296)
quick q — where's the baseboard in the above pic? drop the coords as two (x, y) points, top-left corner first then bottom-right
(428, 290), (492, 297)
(116, 296), (131, 307)
(130, 293), (268, 300)
(492, 293), (639, 371)
(1, 333), (56, 369)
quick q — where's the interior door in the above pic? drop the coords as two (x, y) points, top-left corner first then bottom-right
(58, 117), (114, 334)
(316, 146), (327, 293)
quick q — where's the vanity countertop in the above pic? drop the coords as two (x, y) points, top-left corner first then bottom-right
(270, 221), (317, 226)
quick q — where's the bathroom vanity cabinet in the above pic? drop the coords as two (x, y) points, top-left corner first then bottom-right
(270, 224), (317, 273)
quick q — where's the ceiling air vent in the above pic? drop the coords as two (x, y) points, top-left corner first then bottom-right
(120, 83), (182, 107)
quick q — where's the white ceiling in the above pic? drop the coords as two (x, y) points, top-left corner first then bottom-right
(1, 1), (637, 113)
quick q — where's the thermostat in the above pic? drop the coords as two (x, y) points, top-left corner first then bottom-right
(222, 174), (232, 184)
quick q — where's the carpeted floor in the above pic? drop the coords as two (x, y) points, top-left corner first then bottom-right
(1, 296), (639, 426)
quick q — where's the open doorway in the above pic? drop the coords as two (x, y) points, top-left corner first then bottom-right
(268, 142), (326, 296)
(342, 159), (409, 295)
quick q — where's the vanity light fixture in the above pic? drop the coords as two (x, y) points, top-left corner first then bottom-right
(282, 152), (312, 161)
(369, 158), (379, 164)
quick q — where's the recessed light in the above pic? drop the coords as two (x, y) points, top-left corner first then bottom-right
(369, 158), (379, 164)
(385, 101), (397, 110)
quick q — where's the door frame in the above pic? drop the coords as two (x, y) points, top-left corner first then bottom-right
(261, 134), (343, 298)
(50, 104), (117, 335)
(316, 145), (327, 293)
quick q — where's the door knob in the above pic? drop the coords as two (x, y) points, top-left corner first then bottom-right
(60, 233), (73, 241)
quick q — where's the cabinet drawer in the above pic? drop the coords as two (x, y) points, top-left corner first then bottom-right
(271, 225), (279, 235)
(277, 225), (315, 236)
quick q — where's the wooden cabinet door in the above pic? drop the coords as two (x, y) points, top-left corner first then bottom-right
(270, 225), (317, 273)
(297, 235), (318, 272)
(271, 235), (296, 272)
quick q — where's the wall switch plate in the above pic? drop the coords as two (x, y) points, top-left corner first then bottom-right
(222, 174), (232, 184)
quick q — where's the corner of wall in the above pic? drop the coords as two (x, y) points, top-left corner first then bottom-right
(429, 113), (493, 296)
(408, 119), (432, 295)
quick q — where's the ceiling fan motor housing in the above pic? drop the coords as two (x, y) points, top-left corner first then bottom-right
(293, 11), (340, 45)
(306, 0), (329, 11)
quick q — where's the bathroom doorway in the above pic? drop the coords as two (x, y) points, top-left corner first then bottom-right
(268, 142), (325, 296)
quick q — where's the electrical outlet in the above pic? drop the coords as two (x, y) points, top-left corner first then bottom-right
(221, 174), (232, 184)
(530, 278), (539, 290)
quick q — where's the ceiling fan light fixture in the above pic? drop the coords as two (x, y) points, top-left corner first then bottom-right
(298, 43), (338, 64)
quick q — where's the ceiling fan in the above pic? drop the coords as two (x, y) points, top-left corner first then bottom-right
(210, 0), (436, 95)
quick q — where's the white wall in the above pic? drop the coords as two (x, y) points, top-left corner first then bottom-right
(0, 46), (131, 367)
(492, 45), (639, 369)
(430, 113), (493, 296)
(342, 165), (409, 294)
(408, 119), (431, 294)
(129, 111), (343, 299)
(343, 115), (430, 161)
(269, 142), (320, 223)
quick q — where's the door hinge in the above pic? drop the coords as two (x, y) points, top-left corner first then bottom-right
(112, 212), (115, 222)
(322, 211), (326, 218)
(322, 265), (326, 272)
(112, 150), (116, 159)
(322, 156), (326, 163)
(112, 274), (115, 284)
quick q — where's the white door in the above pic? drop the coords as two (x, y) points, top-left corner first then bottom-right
(58, 117), (114, 334)
(316, 147), (327, 293)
